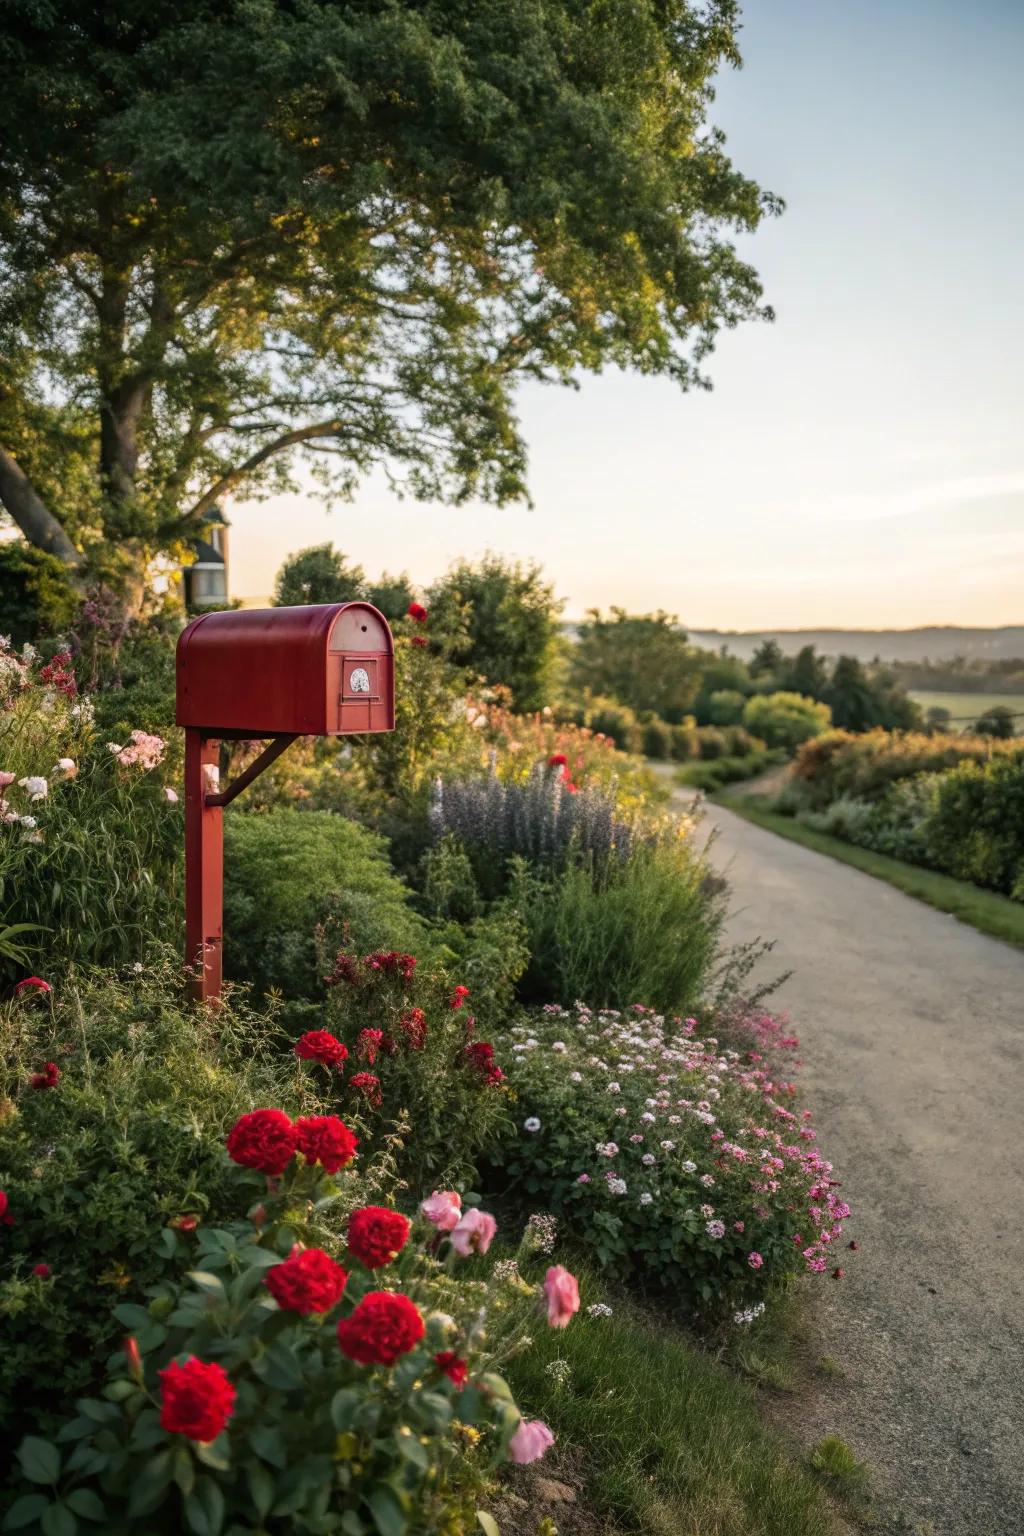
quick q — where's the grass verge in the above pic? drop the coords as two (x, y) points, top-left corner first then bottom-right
(503, 1288), (842, 1536)
(714, 792), (1024, 948)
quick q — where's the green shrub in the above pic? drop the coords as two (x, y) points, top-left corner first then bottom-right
(677, 751), (772, 791)
(223, 809), (426, 1000)
(508, 837), (722, 1015)
(742, 692), (831, 751)
(0, 544), (77, 646)
(491, 1002), (850, 1308)
(921, 753), (1024, 896)
(706, 689), (747, 726)
(669, 719), (700, 761)
(0, 962), (331, 1437)
(788, 727), (1014, 810)
(0, 643), (181, 978)
(582, 697), (642, 753)
(640, 716), (673, 759)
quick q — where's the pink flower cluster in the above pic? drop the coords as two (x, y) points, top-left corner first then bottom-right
(107, 730), (166, 770)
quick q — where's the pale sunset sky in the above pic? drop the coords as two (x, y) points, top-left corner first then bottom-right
(230, 0), (1024, 628)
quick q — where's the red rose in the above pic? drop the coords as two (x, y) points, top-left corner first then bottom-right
(410, 635), (428, 648)
(434, 1351), (468, 1388)
(449, 984), (470, 1010)
(14, 977), (52, 998)
(336, 1291), (424, 1365)
(547, 753), (568, 769)
(349, 1072), (382, 1109)
(29, 1061), (59, 1090)
(399, 1008), (427, 1050)
(294, 1030), (348, 1069)
(464, 1041), (504, 1085)
(364, 950), (416, 981)
(295, 1115), (359, 1174)
(347, 1206), (410, 1270)
(159, 1356), (236, 1442)
(356, 1028), (384, 1065)
(0, 1190), (11, 1227)
(226, 1109), (298, 1176)
(265, 1247), (348, 1314)
(407, 602), (427, 623)
(31, 1263), (50, 1278)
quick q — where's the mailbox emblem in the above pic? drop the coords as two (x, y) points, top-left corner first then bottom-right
(349, 666), (371, 694)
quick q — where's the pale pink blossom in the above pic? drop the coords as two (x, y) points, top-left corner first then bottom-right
(420, 1190), (462, 1232)
(508, 1419), (555, 1464)
(107, 730), (166, 771)
(52, 758), (77, 779)
(543, 1265), (580, 1329)
(449, 1207), (497, 1256)
(0, 772), (15, 789)
(163, 787), (179, 804)
(747, 1251), (764, 1270)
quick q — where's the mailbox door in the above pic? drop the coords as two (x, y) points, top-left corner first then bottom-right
(326, 607), (394, 734)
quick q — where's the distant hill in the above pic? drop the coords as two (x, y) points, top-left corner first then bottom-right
(680, 627), (1024, 664)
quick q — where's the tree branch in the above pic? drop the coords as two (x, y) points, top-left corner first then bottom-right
(183, 419), (347, 521)
(0, 447), (85, 570)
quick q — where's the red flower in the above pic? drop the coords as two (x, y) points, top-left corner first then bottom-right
(434, 1351), (468, 1388)
(14, 977), (51, 998)
(295, 1115), (359, 1173)
(324, 952), (363, 988)
(364, 950), (416, 981)
(832, 1267), (845, 1280)
(464, 1041), (504, 1085)
(356, 1027), (384, 1065)
(294, 1030), (348, 1069)
(407, 602), (427, 623)
(226, 1109), (298, 1176)
(547, 753), (568, 769)
(0, 1191), (11, 1227)
(169, 1214), (199, 1232)
(159, 1357), (237, 1442)
(39, 654), (77, 697)
(336, 1291), (424, 1365)
(410, 635), (428, 648)
(29, 1061), (59, 1090)
(347, 1206), (410, 1270)
(400, 1007), (427, 1050)
(265, 1247), (348, 1314)
(449, 984), (471, 1010)
(349, 1072), (382, 1109)
(31, 1263), (50, 1278)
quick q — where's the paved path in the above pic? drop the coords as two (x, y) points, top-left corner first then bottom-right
(686, 790), (1024, 1535)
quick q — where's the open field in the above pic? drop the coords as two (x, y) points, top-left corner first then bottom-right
(909, 690), (1024, 728)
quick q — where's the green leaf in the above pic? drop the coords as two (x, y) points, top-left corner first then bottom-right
(111, 1304), (152, 1331)
(253, 1342), (302, 1392)
(331, 1389), (361, 1432)
(368, 1485), (408, 1536)
(63, 1492), (105, 1523)
(174, 1446), (195, 1496)
(186, 1271), (226, 1300)
(247, 1462), (274, 1520)
(102, 1380), (136, 1403)
(17, 1439), (61, 1486)
(3, 1495), (49, 1531)
(394, 1433), (428, 1472)
(476, 1515), (501, 1536)
(40, 1505), (77, 1536)
(195, 1436), (231, 1472)
(192, 1478), (225, 1536)
(340, 1515), (365, 1536)
(248, 1425), (287, 1470)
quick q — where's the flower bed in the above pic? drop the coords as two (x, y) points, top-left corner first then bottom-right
(495, 1002), (851, 1308)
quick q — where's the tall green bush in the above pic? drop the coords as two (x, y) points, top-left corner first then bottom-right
(223, 809), (426, 1000)
(921, 753), (1024, 896)
(742, 692), (831, 751)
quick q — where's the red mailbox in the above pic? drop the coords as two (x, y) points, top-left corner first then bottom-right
(175, 603), (395, 1001)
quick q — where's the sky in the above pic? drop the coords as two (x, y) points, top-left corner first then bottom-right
(229, 0), (1024, 628)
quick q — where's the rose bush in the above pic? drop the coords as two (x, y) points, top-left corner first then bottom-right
(492, 1001), (852, 1309)
(3, 1115), (573, 1535)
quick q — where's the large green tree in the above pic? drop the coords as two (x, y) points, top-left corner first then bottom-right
(0, 0), (776, 594)
(427, 553), (562, 710)
(570, 609), (703, 721)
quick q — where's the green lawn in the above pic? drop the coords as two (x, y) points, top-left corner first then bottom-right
(910, 690), (1024, 730)
(504, 1289), (843, 1536)
(715, 792), (1024, 948)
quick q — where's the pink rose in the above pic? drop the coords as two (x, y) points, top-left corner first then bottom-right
(747, 1251), (764, 1270)
(543, 1265), (580, 1329)
(508, 1419), (555, 1465)
(0, 773), (15, 789)
(449, 1208), (497, 1257)
(420, 1190), (462, 1232)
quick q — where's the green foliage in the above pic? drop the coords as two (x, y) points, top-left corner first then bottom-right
(509, 837), (722, 1015)
(365, 572), (416, 625)
(427, 555), (563, 711)
(573, 697), (642, 754)
(272, 544), (365, 608)
(0, 647), (181, 978)
(706, 689), (747, 726)
(0, 543), (77, 645)
(677, 750), (774, 791)
(974, 704), (1017, 738)
(826, 656), (920, 732)
(640, 716), (673, 759)
(570, 610), (703, 723)
(809, 1436), (870, 1496)
(0, 962), (327, 1437)
(5, 1156), (537, 1535)
(318, 946), (512, 1178)
(223, 809), (426, 1001)
(788, 728), (1017, 809)
(781, 644), (829, 700)
(691, 652), (753, 723)
(749, 639), (785, 678)
(0, 0), (774, 580)
(741, 692), (831, 751)
(494, 1001), (846, 1306)
(921, 753), (1024, 896)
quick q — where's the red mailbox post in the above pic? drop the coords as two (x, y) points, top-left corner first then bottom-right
(175, 602), (395, 1001)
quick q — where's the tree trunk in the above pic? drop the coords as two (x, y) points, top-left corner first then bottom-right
(0, 447), (85, 571)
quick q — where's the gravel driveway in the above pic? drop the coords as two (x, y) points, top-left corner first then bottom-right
(686, 789), (1024, 1535)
